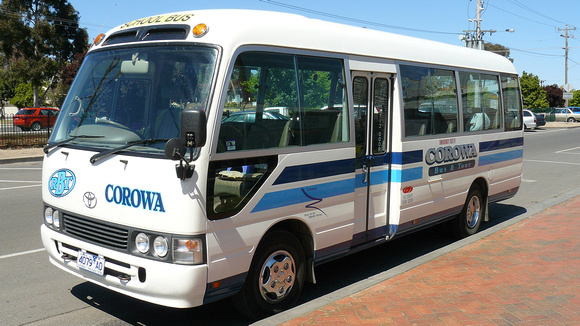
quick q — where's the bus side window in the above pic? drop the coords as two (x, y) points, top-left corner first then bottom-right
(400, 65), (458, 137)
(218, 51), (348, 152)
(460, 72), (502, 132)
(207, 158), (275, 219)
(502, 74), (523, 131)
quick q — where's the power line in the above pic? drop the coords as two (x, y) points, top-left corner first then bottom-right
(507, 0), (568, 26)
(486, 3), (557, 28)
(259, 0), (461, 35)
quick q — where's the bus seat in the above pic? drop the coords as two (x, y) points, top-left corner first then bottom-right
(418, 123), (426, 136)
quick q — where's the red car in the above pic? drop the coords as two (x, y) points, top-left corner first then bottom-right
(14, 108), (60, 131)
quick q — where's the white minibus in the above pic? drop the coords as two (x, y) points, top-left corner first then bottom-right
(41, 10), (523, 319)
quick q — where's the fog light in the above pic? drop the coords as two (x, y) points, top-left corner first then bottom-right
(135, 233), (150, 254)
(44, 207), (53, 225)
(153, 236), (168, 257)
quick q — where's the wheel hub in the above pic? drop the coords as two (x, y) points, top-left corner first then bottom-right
(259, 250), (295, 303)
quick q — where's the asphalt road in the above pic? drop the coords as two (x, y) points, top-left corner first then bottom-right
(1, 127), (579, 326)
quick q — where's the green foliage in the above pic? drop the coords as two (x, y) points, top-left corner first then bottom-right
(10, 83), (35, 108)
(0, 0), (88, 106)
(519, 71), (549, 108)
(569, 90), (580, 107)
(484, 42), (511, 59)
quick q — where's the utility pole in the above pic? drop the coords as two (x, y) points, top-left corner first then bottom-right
(461, 0), (499, 50)
(559, 25), (576, 107)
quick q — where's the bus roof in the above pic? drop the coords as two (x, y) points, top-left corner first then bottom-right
(95, 9), (517, 75)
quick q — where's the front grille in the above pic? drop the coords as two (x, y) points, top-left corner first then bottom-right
(63, 214), (129, 250)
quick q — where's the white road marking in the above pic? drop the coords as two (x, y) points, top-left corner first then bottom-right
(0, 248), (46, 260)
(555, 146), (580, 154)
(525, 159), (580, 166)
(0, 184), (42, 191)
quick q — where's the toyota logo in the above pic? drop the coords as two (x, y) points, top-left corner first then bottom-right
(83, 192), (97, 209)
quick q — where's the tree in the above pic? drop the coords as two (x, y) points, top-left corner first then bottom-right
(0, 0), (88, 107)
(544, 84), (565, 108)
(519, 71), (549, 108)
(569, 90), (580, 107)
(484, 42), (511, 60)
(10, 82), (35, 108)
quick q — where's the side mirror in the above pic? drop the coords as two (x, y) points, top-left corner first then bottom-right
(164, 108), (207, 180)
(180, 108), (206, 149)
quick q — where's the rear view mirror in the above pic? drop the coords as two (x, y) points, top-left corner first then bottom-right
(180, 108), (207, 149)
(165, 108), (207, 180)
(121, 59), (149, 74)
(164, 138), (186, 160)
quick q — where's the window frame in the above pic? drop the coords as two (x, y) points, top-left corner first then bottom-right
(213, 46), (353, 160)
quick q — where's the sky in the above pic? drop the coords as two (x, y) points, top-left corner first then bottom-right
(69, 0), (579, 89)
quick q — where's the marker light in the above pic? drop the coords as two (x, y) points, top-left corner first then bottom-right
(93, 33), (105, 45)
(192, 23), (209, 38)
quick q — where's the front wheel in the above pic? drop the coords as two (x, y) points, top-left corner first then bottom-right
(567, 117), (576, 123)
(452, 185), (484, 238)
(233, 230), (305, 320)
(31, 122), (41, 131)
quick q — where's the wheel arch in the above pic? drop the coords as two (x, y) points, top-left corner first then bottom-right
(262, 219), (315, 284)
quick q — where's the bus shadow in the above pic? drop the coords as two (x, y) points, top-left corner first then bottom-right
(296, 202), (527, 305)
(70, 203), (526, 325)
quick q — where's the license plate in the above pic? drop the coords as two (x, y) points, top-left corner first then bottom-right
(77, 250), (105, 276)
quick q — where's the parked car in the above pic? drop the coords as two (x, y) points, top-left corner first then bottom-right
(523, 109), (537, 130)
(13, 107), (60, 131)
(534, 112), (546, 128)
(554, 107), (580, 122)
(222, 110), (290, 123)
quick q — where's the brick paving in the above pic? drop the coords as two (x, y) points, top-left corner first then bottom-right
(281, 196), (580, 325)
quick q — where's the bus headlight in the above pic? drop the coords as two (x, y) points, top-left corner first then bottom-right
(153, 236), (168, 257)
(173, 238), (203, 265)
(44, 207), (54, 225)
(53, 210), (61, 228)
(135, 233), (150, 254)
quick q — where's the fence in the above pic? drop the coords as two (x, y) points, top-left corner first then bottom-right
(0, 114), (53, 149)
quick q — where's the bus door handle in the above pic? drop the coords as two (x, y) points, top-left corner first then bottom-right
(428, 175), (443, 183)
(362, 163), (368, 183)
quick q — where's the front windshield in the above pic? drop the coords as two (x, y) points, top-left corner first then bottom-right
(51, 45), (218, 154)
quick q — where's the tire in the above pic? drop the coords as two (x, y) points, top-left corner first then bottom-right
(567, 117), (576, 123)
(452, 185), (484, 238)
(31, 122), (41, 131)
(233, 230), (305, 320)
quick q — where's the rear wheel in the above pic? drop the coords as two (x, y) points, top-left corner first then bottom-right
(233, 230), (305, 320)
(452, 185), (484, 238)
(31, 122), (41, 131)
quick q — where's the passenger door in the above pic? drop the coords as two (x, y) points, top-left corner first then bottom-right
(352, 72), (392, 245)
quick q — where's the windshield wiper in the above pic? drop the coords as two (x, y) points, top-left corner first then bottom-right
(90, 138), (169, 164)
(43, 135), (105, 154)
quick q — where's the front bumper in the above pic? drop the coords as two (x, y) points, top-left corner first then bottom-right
(41, 224), (208, 308)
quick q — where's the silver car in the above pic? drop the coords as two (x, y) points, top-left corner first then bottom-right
(554, 107), (580, 122)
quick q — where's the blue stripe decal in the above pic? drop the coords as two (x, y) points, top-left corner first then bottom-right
(480, 137), (524, 153)
(252, 179), (355, 213)
(391, 167), (423, 183)
(273, 159), (355, 185)
(479, 149), (523, 166)
(392, 150), (423, 165)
